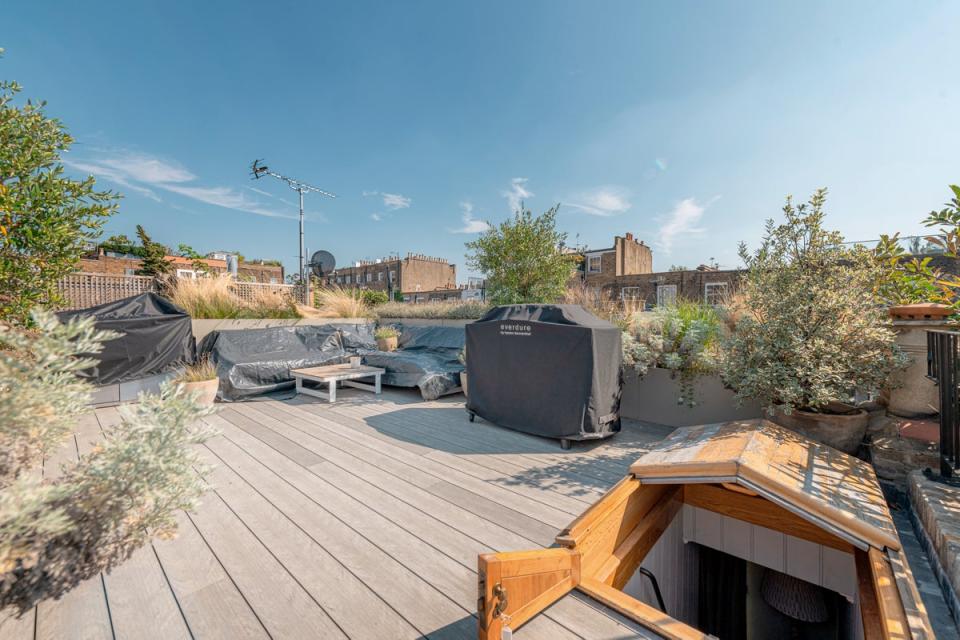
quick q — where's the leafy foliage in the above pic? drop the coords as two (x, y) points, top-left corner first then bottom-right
(359, 289), (389, 306)
(722, 189), (905, 414)
(622, 301), (721, 407)
(0, 74), (118, 324)
(0, 310), (213, 613)
(99, 234), (144, 258)
(176, 244), (211, 276)
(134, 225), (172, 278)
(465, 204), (579, 305)
(873, 185), (960, 308)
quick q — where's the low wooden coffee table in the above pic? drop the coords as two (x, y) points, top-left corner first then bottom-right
(291, 364), (385, 403)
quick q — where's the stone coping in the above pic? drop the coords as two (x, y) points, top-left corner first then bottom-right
(908, 470), (960, 622)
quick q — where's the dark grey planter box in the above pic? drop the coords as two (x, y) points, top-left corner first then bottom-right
(620, 366), (761, 427)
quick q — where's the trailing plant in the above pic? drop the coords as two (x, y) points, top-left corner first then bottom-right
(722, 189), (906, 415)
(0, 67), (118, 324)
(0, 310), (213, 613)
(622, 301), (721, 407)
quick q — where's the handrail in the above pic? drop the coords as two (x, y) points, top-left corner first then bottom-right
(926, 330), (960, 477)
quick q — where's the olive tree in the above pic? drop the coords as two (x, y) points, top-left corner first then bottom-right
(465, 204), (578, 305)
(0, 311), (213, 613)
(0, 70), (117, 324)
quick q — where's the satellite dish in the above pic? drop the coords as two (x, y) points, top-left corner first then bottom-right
(309, 250), (336, 277)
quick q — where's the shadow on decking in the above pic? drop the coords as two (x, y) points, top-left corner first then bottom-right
(357, 400), (674, 497)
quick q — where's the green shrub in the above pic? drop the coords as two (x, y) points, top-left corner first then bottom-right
(0, 310), (214, 613)
(359, 290), (389, 306)
(722, 189), (906, 415)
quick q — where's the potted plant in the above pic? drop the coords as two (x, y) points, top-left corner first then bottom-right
(375, 326), (399, 351)
(458, 347), (467, 396)
(172, 357), (219, 405)
(722, 189), (906, 453)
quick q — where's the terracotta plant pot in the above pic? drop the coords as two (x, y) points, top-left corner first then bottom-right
(180, 378), (219, 405)
(770, 406), (869, 454)
(377, 336), (398, 352)
(460, 372), (468, 397)
(888, 303), (952, 321)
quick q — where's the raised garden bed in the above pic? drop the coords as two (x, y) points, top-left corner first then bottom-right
(620, 367), (761, 427)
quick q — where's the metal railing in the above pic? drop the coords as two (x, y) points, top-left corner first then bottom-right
(926, 330), (960, 477)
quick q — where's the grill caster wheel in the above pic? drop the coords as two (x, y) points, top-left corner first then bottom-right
(467, 411), (476, 422)
(560, 439), (572, 450)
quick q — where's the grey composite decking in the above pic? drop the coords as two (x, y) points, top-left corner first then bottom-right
(0, 388), (674, 640)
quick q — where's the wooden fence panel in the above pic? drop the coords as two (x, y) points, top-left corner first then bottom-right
(57, 273), (157, 310)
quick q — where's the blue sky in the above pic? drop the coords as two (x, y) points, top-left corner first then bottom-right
(5, 1), (958, 279)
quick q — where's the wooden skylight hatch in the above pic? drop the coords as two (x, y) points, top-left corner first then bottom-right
(477, 420), (932, 640)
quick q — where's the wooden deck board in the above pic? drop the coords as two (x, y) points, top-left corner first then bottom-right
(22, 388), (669, 639)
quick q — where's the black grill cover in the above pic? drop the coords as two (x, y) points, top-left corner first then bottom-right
(465, 304), (622, 441)
(57, 292), (195, 385)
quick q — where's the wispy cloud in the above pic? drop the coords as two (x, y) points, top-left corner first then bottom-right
(64, 159), (163, 202)
(449, 201), (490, 234)
(502, 178), (532, 212)
(363, 190), (412, 210)
(382, 193), (411, 210)
(65, 149), (299, 219)
(370, 213), (383, 222)
(566, 186), (632, 216)
(657, 197), (713, 253)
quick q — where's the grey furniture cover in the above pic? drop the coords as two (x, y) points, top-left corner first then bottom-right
(198, 324), (362, 401)
(465, 304), (622, 441)
(360, 325), (465, 401)
(58, 292), (195, 385)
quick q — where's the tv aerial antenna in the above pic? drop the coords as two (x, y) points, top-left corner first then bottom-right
(250, 159), (336, 295)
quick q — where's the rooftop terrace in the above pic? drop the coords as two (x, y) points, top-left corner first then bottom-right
(0, 389), (676, 640)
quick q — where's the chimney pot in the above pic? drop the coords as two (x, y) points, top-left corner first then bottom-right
(625, 232), (633, 241)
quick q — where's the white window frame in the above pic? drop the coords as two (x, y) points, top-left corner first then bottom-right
(656, 284), (677, 307)
(176, 269), (196, 279)
(366, 272), (373, 283)
(704, 282), (728, 306)
(377, 271), (384, 282)
(344, 274), (352, 284)
(587, 255), (602, 273)
(620, 286), (641, 302)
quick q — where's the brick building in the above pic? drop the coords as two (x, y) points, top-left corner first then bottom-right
(325, 253), (456, 299)
(78, 249), (284, 284)
(578, 232), (741, 307)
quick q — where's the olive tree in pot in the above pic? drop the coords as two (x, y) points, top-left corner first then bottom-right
(722, 189), (906, 453)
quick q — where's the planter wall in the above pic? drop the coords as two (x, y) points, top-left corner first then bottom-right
(888, 319), (950, 418)
(90, 371), (177, 408)
(376, 317), (475, 328)
(620, 367), (761, 427)
(191, 317), (372, 342)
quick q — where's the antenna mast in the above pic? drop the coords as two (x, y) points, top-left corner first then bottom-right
(250, 160), (336, 300)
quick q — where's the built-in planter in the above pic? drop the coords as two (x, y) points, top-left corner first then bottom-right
(770, 406), (868, 454)
(190, 317), (372, 342)
(887, 304), (952, 418)
(179, 378), (219, 405)
(620, 367), (761, 427)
